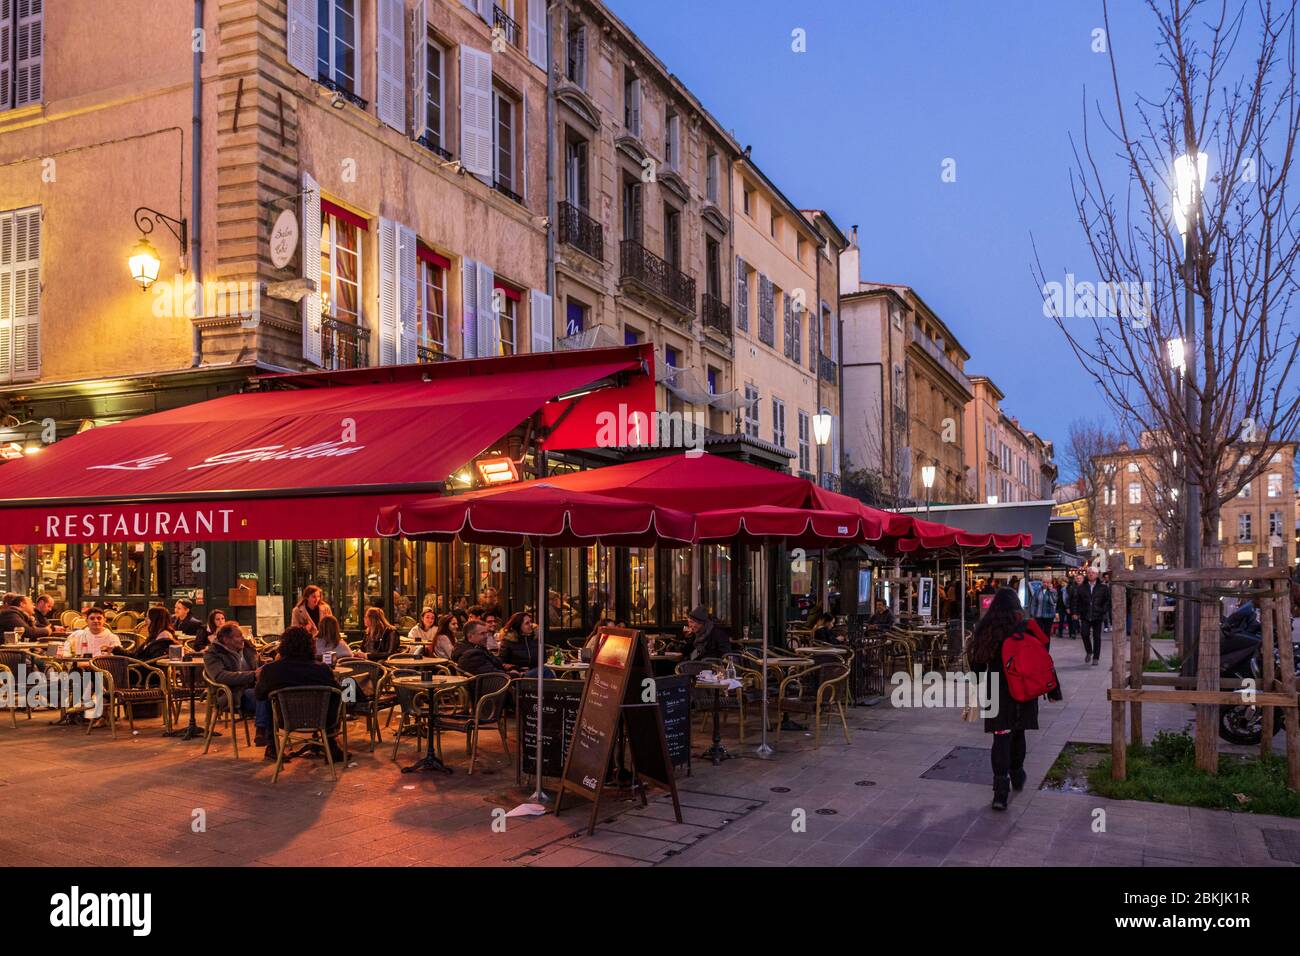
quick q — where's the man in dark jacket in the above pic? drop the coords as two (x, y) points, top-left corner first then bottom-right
(256, 625), (343, 761)
(203, 622), (272, 745)
(683, 606), (731, 661)
(173, 598), (205, 639)
(0, 592), (55, 639)
(450, 620), (509, 676)
(1071, 567), (1111, 665)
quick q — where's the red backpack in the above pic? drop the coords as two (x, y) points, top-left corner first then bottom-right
(1000, 621), (1058, 702)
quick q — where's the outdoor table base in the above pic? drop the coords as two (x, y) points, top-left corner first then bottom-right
(394, 675), (467, 776)
(698, 682), (731, 766)
(159, 660), (213, 740)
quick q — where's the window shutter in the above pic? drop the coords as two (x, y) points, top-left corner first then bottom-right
(529, 289), (552, 352)
(521, 88), (529, 203)
(809, 307), (819, 371)
(300, 171), (323, 366)
(459, 45), (493, 178)
(576, 24), (586, 87)
(792, 305), (802, 366)
(286, 0), (317, 79)
(0, 206), (39, 383)
(377, 218), (399, 366)
(831, 414), (839, 474)
(629, 78), (641, 136)
(14, 0), (41, 107)
(398, 224), (418, 363)
(476, 262), (498, 356)
(735, 257), (747, 332)
(462, 257), (478, 357)
(376, 0), (406, 132)
(475, 0), (492, 25)
(409, 0), (428, 139)
(527, 0), (548, 70)
(758, 274), (774, 346)
(0, 0), (13, 110)
(783, 294), (793, 358)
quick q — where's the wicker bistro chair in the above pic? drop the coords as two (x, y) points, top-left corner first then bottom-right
(337, 658), (392, 751)
(86, 655), (166, 738)
(201, 673), (254, 757)
(774, 662), (852, 749)
(435, 672), (512, 774)
(0, 648), (39, 726)
(388, 664), (453, 756)
(268, 685), (349, 782)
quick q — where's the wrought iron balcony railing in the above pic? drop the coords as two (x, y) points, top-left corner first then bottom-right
(493, 178), (524, 205)
(321, 316), (370, 370)
(417, 344), (452, 364)
(558, 200), (604, 261)
(493, 6), (520, 47)
(317, 74), (367, 110)
(417, 132), (453, 162)
(620, 239), (695, 312)
(701, 293), (731, 336)
(818, 354), (837, 384)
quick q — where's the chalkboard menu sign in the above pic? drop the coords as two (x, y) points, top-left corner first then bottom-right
(655, 674), (691, 773)
(556, 627), (683, 834)
(516, 679), (584, 782)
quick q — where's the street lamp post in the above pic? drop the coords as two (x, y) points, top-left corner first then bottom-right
(813, 412), (833, 612)
(1174, 151), (1206, 661)
(921, 464), (936, 517)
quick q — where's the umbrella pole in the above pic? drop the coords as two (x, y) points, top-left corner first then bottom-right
(959, 548), (966, 653)
(757, 544), (773, 758)
(531, 542), (549, 803)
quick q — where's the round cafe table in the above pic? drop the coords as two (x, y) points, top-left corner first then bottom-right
(694, 675), (736, 766)
(392, 674), (469, 774)
(156, 658), (209, 740)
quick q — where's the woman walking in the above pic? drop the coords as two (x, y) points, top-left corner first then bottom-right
(967, 588), (1051, 811)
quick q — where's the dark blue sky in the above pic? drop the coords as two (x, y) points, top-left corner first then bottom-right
(606, 0), (1172, 472)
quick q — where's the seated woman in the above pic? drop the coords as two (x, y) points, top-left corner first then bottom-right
(314, 614), (352, 661)
(360, 607), (400, 661)
(429, 614), (459, 659)
(255, 625), (344, 762)
(132, 605), (180, 660)
(809, 611), (842, 645)
(497, 612), (542, 672)
(193, 608), (226, 652)
(407, 607), (440, 651)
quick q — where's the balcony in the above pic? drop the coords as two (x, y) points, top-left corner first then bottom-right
(493, 5), (520, 47)
(906, 324), (971, 394)
(417, 344), (452, 364)
(321, 316), (369, 371)
(416, 131), (453, 163)
(558, 200), (604, 261)
(818, 354), (837, 384)
(316, 74), (367, 110)
(493, 178), (524, 205)
(619, 239), (695, 314)
(701, 293), (731, 336)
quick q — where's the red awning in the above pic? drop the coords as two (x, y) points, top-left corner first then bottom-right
(377, 483), (695, 547)
(896, 515), (1032, 554)
(694, 505), (875, 546)
(0, 347), (654, 543)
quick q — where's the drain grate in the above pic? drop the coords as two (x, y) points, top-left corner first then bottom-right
(920, 746), (991, 785)
(1262, 828), (1300, 864)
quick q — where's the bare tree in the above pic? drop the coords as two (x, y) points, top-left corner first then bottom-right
(1034, 0), (1300, 560)
(1064, 417), (1122, 544)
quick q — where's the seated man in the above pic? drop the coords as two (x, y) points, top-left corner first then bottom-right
(450, 620), (508, 676)
(867, 600), (894, 631)
(256, 625), (344, 762)
(32, 594), (64, 635)
(683, 606), (731, 661)
(61, 606), (122, 657)
(203, 621), (272, 750)
(0, 592), (54, 640)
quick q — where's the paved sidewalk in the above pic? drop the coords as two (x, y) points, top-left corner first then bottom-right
(1, 630), (1297, 867)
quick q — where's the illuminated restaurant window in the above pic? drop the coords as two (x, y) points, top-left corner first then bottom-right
(34, 545), (68, 611)
(478, 545), (507, 612)
(391, 538), (417, 623)
(628, 547), (656, 625)
(547, 549), (581, 628)
(700, 544), (731, 623)
(669, 548), (693, 622)
(421, 542), (448, 613)
(320, 206), (362, 326)
(452, 540), (473, 604)
(586, 544), (614, 626)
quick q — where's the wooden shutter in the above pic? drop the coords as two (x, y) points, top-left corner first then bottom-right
(0, 206), (39, 383)
(475, 0), (492, 25)
(792, 305), (802, 366)
(782, 293), (793, 358)
(377, 218), (399, 366)
(286, 0), (317, 78)
(521, 88), (529, 203)
(809, 306), (820, 371)
(459, 45), (493, 178)
(462, 257), (478, 358)
(300, 171), (323, 366)
(530, 289), (552, 353)
(376, 0), (406, 132)
(527, 0), (548, 70)
(735, 257), (747, 332)
(629, 77), (641, 136)
(758, 274), (774, 346)
(477, 263), (498, 356)
(410, 0), (428, 139)
(0, 0), (13, 110)
(398, 224), (418, 363)
(14, 0), (40, 107)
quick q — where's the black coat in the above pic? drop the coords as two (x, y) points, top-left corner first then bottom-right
(255, 656), (341, 727)
(971, 623), (1041, 734)
(361, 626), (400, 660)
(1072, 580), (1111, 623)
(0, 606), (51, 638)
(450, 640), (508, 676)
(685, 621), (732, 661)
(174, 615), (205, 639)
(498, 633), (541, 670)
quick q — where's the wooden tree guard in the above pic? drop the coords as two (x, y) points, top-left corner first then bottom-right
(1107, 566), (1299, 789)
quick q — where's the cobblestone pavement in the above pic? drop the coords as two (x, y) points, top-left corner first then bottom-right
(2, 630), (1298, 867)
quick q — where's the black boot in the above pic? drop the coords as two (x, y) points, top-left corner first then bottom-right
(1011, 769), (1026, 791)
(992, 776), (1010, 811)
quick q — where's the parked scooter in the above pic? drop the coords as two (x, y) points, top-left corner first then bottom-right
(1217, 600), (1300, 745)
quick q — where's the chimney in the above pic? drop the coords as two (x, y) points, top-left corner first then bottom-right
(839, 226), (860, 297)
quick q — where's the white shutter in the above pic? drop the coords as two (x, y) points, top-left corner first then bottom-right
(477, 262), (498, 356)
(300, 171), (323, 366)
(0, 206), (39, 383)
(462, 257), (478, 358)
(521, 88), (529, 203)
(377, 218), (399, 366)
(475, 0), (492, 24)
(0, 0), (13, 110)
(459, 45), (493, 178)
(831, 414), (840, 475)
(410, 0), (428, 139)
(14, 0), (41, 107)
(286, 0), (317, 78)
(527, 0), (548, 70)
(376, 0), (406, 133)
(398, 224), (418, 363)
(629, 77), (641, 136)
(529, 289), (552, 353)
